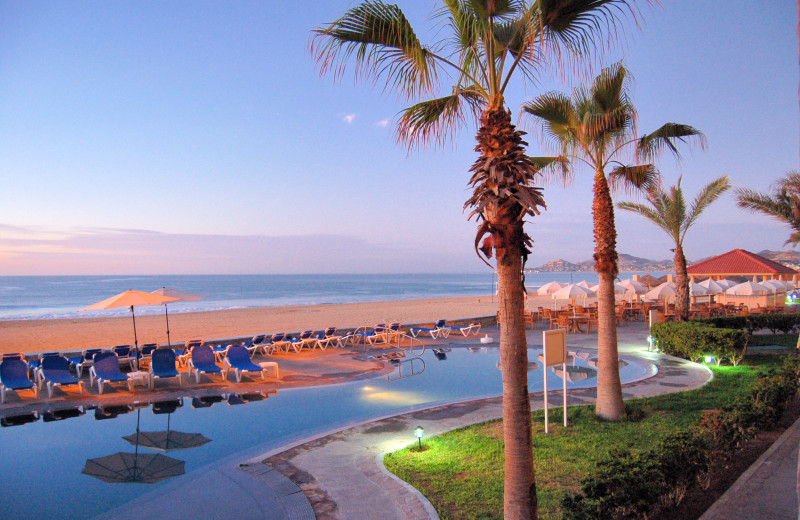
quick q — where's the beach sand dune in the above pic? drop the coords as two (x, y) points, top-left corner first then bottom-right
(0, 295), (563, 355)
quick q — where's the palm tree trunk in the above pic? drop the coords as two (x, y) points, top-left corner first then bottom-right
(496, 225), (537, 520)
(674, 245), (690, 321)
(592, 169), (625, 420)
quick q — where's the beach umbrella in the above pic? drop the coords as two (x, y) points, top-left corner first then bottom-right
(689, 282), (711, 296)
(698, 278), (725, 294)
(151, 287), (207, 347)
(536, 281), (563, 296)
(590, 283), (627, 295)
(80, 290), (179, 353)
(576, 280), (592, 289)
(644, 282), (677, 301)
(759, 280), (788, 293)
(725, 281), (770, 296)
(552, 284), (596, 300)
(619, 279), (648, 295)
(122, 430), (210, 452)
(714, 278), (738, 290)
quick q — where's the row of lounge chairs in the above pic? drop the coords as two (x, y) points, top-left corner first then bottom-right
(409, 320), (482, 339)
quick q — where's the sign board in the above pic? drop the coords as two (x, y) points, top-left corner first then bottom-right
(648, 309), (663, 329)
(542, 329), (566, 366)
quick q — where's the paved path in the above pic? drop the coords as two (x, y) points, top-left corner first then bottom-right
(97, 323), (724, 520)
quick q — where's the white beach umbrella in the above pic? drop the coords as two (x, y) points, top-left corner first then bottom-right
(714, 279), (738, 290)
(689, 282), (711, 296)
(537, 281), (564, 296)
(697, 278), (725, 294)
(552, 284), (596, 300)
(725, 281), (770, 296)
(619, 279), (648, 295)
(591, 283), (629, 296)
(576, 280), (592, 289)
(759, 280), (788, 293)
(644, 282), (677, 300)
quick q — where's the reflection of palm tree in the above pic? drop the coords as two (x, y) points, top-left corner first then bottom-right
(736, 171), (800, 246)
(523, 64), (705, 420)
(618, 176), (731, 321)
(312, 3), (638, 515)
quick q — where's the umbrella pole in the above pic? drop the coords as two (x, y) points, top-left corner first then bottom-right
(130, 305), (140, 361)
(165, 304), (172, 347)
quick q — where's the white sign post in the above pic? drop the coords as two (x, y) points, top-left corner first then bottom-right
(542, 329), (567, 434)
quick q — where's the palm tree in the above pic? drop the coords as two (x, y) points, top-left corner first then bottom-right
(736, 171), (800, 246)
(311, 2), (639, 518)
(522, 64), (705, 420)
(618, 176), (731, 321)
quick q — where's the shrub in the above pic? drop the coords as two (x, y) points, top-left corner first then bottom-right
(697, 313), (800, 334)
(650, 321), (749, 365)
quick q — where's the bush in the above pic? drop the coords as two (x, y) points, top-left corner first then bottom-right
(650, 321), (749, 365)
(697, 313), (800, 334)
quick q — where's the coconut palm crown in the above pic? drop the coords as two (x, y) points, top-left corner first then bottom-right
(736, 171), (800, 246)
(312, 2), (641, 517)
(522, 63), (706, 419)
(618, 176), (731, 321)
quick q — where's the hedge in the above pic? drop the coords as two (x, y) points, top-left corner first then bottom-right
(562, 357), (800, 520)
(650, 321), (749, 366)
(696, 313), (800, 334)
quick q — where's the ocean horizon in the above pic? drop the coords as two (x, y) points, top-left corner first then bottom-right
(0, 272), (662, 321)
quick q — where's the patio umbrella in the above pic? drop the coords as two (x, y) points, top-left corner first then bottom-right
(590, 283), (627, 295)
(123, 403), (209, 453)
(619, 279), (648, 295)
(552, 284), (596, 300)
(689, 282), (711, 297)
(536, 281), (563, 296)
(80, 290), (179, 353)
(759, 280), (787, 293)
(725, 281), (770, 296)
(697, 278), (725, 294)
(644, 282), (677, 301)
(714, 278), (738, 290)
(575, 280), (592, 289)
(151, 287), (207, 347)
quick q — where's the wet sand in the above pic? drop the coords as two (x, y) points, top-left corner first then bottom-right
(0, 294), (567, 355)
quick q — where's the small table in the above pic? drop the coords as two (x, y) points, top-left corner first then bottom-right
(259, 362), (280, 379)
(568, 315), (588, 334)
(127, 371), (150, 391)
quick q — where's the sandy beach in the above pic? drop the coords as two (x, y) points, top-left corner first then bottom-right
(1, 294), (568, 355)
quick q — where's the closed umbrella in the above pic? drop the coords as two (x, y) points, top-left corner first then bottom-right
(80, 290), (179, 355)
(151, 287), (207, 347)
(536, 281), (563, 296)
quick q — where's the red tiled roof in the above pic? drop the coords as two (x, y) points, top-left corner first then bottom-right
(687, 249), (798, 275)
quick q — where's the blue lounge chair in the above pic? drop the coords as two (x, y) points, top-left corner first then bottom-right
(223, 345), (266, 382)
(311, 327), (339, 350)
(212, 343), (231, 363)
(410, 319), (447, 339)
(176, 339), (204, 368)
(27, 351), (59, 377)
(149, 349), (182, 389)
(111, 345), (137, 371)
(138, 343), (157, 370)
(246, 335), (269, 356)
(1, 357), (38, 403)
(267, 333), (289, 354)
(88, 352), (130, 394)
(353, 324), (387, 345)
(39, 355), (84, 398)
(187, 345), (223, 383)
(442, 321), (482, 337)
(286, 330), (314, 352)
(67, 349), (102, 378)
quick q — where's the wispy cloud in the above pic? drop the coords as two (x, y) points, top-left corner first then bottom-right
(375, 119), (389, 127)
(342, 113), (356, 124)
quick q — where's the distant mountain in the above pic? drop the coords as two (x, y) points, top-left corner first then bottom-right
(532, 253), (672, 272)
(758, 249), (800, 270)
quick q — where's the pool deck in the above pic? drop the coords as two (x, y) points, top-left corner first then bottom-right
(93, 321), (730, 520)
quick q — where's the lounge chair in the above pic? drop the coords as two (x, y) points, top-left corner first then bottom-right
(442, 321), (482, 337)
(149, 349), (182, 389)
(224, 345), (267, 382)
(137, 344), (158, 370)
(27, 351), (59, 377)
(191, 395), (225, 408)
(267, 333), (290, 354)
(353, 324), (388, 345)
(88, 352), (130, 394)
(247, 334), (271, 356)
(212, 343), (232, 363)
(286, 330), (315, 352)
(39, 355), (84, 398)
(0, 357), (38, 403)
(111, 345), (137, 371)
(176, 339), (204, 367)
(187, 345), (224, 383)
(152, 399), (183, 414)
(410, 319), (447, 339)
(67, 349), (102, 378)
(314, 327), (341, 349)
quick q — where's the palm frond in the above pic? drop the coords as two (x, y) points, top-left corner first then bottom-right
(311, 1), (439, 99)
(521, 92), (577, 151)
(397, 87), (486, 149)
(682, 175), (731, 240)
(637, 123), (707, 162)
(617, 200), (672, 237)
(538, 0), (640, 56)
(607, 163), (659, 195)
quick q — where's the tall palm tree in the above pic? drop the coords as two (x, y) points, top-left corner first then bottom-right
(311, 2), (639, 518)
(736, 171), (800, 246)
(618, 176), (731, 321)
(522, 64), (705, 420)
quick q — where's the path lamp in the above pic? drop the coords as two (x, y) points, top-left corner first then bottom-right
(414, 426), (424, 450)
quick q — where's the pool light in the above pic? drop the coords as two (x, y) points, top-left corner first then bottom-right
(414, 425), (424, 449)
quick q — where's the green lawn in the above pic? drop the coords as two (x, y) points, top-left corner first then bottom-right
(383, 355), (785, 520)
(749, 333), (798, 349)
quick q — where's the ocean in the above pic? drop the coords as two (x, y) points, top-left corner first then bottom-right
(0, 272), (654, 321)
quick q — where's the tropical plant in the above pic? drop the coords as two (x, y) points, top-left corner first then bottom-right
(736, 171), (800, 246)
(618, 176), (731, 320)
(522, 63), (705, 420)
(311, 2), (640, 518)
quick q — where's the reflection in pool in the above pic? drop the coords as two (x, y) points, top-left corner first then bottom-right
(0, 347), (654, 519)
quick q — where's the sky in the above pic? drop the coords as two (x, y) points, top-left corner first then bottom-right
(0, 1), (798, 275)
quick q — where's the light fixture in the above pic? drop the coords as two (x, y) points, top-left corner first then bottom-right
(414, 425), (424, 449)
(705, 356), (714, 364)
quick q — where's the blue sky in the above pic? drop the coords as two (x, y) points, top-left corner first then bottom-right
(0, 1), (797, 275)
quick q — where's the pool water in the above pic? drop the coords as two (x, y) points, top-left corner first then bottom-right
(0, 347), (654, 519)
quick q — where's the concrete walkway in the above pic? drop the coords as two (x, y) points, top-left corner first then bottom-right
(99, 321), (795, 520)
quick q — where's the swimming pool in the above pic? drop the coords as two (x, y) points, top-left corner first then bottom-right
(0, 347), (654, 519)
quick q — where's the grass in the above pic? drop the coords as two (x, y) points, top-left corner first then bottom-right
(383, 354), (785, 520)
(749, 333), (798, 349)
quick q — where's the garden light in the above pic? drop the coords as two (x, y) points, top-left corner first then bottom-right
(414, 425), (424, 449)
(705, 356), (714, 364)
